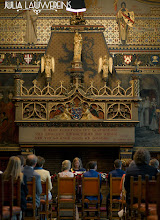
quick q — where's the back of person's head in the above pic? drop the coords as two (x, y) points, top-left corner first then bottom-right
(150, 159), (159, 169)
(3, 156), (22, 181)
(88, 161), (97, 170)
(26, 154), (37, 167)
(62, 160), (71, 171)
(17, 155), (25, 166)
(36, 156), (45, 167)
(133, 148), (150, 165)
(114, 159), (122, 169)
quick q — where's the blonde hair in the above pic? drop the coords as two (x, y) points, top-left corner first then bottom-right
(72, 157), (83, 170)
(3, 156), (23, 182)
(62, 160), (71, 171)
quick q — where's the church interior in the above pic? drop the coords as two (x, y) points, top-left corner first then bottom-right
(0, 0), (160, 218)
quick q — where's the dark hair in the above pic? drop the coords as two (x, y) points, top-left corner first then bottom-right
(121, 2), (126, 7)
(26, 154), (37, 166)
(17, 155), (25, 166)
(114, 159), (122, 169)
(133, 148), (150, 165)
(36, 156), (45, 167)
(88, 161), (97, 170)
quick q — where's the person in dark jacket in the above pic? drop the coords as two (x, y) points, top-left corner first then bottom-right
(22, 154), (42, 208)
(106, 159), (125, 217)
(124, 148), (158, 204)
(83, 161), (102, 202)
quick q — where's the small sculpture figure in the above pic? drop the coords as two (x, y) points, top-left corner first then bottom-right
(98, 55), (113, 81)
(41, 55), (55, 80)
(143, 96), (150, 127)
(73, 31), (83, 62)
(67, 0), (86, 25)
(116, 2), (134, 45)
(149, 98), (158, 131)
(0, 54), (5, 63)
(70, 13), (86, 25)
(134, 58), (141, 72)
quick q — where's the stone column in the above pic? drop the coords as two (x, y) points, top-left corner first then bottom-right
(131, 75), (140, 98)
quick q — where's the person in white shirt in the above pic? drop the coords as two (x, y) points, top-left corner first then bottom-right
(58, 160), (74, 177)
(58, 160), (79, 220)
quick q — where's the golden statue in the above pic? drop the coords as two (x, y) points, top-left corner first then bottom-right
(73, 31), (83, 62)
(98, 55), (113, 81)
(41, 55), (55, 79)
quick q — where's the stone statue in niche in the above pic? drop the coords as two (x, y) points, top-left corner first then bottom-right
(73, 31), (83, 62)
(98, 55), (113, 81)
(23, 10), (38, 45)
(149, 98), (158, 131)
(116, 2), (134, 45)
(41, 55), (55, 81)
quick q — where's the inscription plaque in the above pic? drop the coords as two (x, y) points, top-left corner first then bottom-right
(19, 127), (135, 144)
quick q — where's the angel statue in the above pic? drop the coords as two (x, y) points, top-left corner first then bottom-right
(98, 55), (113, 81)
(41, 55), (55, 80)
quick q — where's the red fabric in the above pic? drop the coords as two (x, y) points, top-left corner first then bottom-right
(59, 199), (74, 202)
(120, 174), (125, 192)
(3, 206), (21, 215)
(40, 199), (52, 204)
(26, 203), (33, 208)
(100, 207), (106, 211)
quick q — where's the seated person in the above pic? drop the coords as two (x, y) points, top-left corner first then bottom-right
(120, 160), (135, 199)
(83, 161), (102, 203)
(107, 159), (126, 185)
(71, 157), (86, 172)
(149, 158), (160, 172)
(106, 159), (125, 217)
(22, 154), (42, 209)
(34, 156), (52, 200)
(3, 156), (28, 216)
(59, 160), (74, 178)
(17, 154), (25, 171)
(58, 160), (79, 220)
(124, 148), (158, 204)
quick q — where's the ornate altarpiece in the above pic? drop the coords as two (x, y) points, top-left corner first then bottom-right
(14, 25), (140, 160)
